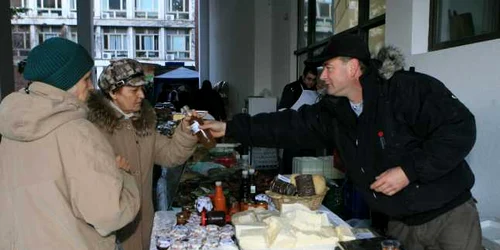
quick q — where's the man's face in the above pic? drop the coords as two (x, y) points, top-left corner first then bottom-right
(303, 72), (317, 89)
(70, 71), (94, 102)
(320, 57), (355, 97)
(110, 85), (145, 113)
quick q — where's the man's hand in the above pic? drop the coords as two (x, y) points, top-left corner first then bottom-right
(370, 166), (409, 196)
(181, 109), (201, 133)
(199, 120), (227, 138)
(115, 155), (131, 173)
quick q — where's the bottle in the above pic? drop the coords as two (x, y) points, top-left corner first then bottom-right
(213, 181), (227, 212)
(240, 170), (249, 202)
(248, 168), (256, 201)
(181, 105), (216, 149)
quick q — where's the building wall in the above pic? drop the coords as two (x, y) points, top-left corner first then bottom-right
(207, 0), (255, 117)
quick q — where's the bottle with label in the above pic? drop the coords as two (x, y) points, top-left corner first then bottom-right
(181, 105), (216, 149)
(213, 181), (227, 212)
(248, 168), (256, 201)
(240, 170), (249, 202)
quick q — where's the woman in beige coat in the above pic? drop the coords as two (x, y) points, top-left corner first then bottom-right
(87, 59), (198, 250)
(0, 38), (140, 250)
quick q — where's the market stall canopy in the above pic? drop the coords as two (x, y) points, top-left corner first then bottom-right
(153, 67), (200, 107)
(155, 67), (199, 79)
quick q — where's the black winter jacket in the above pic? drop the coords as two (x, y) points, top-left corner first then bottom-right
(227, 47), (476, 225)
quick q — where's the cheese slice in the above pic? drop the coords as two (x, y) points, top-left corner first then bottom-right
(237, 228), (269, 250)
(335, 225), (356, 242)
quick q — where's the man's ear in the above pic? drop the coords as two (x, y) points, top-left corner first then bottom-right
(348, 59), (361, 77)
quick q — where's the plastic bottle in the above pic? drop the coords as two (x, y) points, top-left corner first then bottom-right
(213, 181), (227, 212)
(248, 168), (256, 201)
(181, 105), (216, 149)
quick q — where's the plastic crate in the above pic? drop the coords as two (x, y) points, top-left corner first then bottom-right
(292, 156), (345, 179)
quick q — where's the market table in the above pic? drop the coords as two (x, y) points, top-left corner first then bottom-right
(149, 205), (367, 250)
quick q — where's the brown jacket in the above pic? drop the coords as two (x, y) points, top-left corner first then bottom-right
(87, 92), (197, 250)
(0, 82), (141, 250)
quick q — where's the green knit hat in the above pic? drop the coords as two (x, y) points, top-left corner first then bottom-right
(23, 37), (94, 91)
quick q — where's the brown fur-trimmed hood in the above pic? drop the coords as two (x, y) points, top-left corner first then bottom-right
(86, 91), (156, 137)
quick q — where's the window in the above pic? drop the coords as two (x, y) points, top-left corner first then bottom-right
(429, 0), (500, 51)
(37, 0), (62, 16)
(38, 26), (60, 44)
(70, 0), (77, 15)
(166, 29), (191, 59)
(12, 25), (30, 58)
(316, 0), (334, 42)
(102, 0), (127, 18)
(166, 0), (189, 20)
(10, 0), (27, 8)
(333, 0), (358, 35)
(296, 0), (385, 77)
(135, 0), (158, 19)
(135, 28), (159, 58)
(102, 27), (129, 58)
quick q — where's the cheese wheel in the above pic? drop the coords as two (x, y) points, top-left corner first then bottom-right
(290, 174), (326, 195)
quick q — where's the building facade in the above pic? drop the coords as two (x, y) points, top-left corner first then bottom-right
(10, 0), (196, 87)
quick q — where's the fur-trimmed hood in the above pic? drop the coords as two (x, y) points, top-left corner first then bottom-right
(374, 45), (406, 80)
(86, 91), (156, 137)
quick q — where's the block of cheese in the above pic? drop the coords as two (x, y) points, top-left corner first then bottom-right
(265, 216), (297, 249)
(283, 208), (329, 232)
(237, 228), (269, 250)
(294, 228), (339, 248)
(335, 225), (356, 242)
(232, 210), (258, 224)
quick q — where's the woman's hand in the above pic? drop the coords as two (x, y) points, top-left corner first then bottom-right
(115, 155), (131, 173)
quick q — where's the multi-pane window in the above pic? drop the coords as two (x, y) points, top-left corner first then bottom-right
(297, 0), (385, 77)
(166, 0), (189, 20)
(102, 27), (129, 59)
(429, 0), (500, 51)
(135, 0), (158, 19)
(38, 26), (60, 44)
(12, 25), (30, 57)
(135, 28), (159, 58)
(102, 0), (127, 18)
(37, 0), (62, 17)
(166, 29), (190, 60)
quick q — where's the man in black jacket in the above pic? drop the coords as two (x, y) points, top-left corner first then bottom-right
(278, 66), (318, 110)
(201, 34), (481, 250)
(278, 66), (319, 173)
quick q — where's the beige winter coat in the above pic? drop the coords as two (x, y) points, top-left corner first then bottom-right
(0, 82), (141, 250)
(87, 92), (197, 250)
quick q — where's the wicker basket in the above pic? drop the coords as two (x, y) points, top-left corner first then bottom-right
(265, 187), (329, 211)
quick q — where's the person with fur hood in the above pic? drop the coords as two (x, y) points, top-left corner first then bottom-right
(200, 34), (481, 250)
(0, 37), (140, 250)
(86, 58), (198, 250)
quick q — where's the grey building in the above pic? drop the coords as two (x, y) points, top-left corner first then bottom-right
(10, 0), (197, 78)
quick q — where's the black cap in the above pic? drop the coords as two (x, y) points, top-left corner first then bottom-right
(305, 34), (371, 67)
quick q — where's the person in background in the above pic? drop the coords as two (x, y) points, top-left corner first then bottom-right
(278, 66), (318, 110)
(0, 37), (140, 250)
(278, 66), (319, 174)
(200, 34), (481, 250)
(192, 80), (227, 121)
(87, 58), (198, 250)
